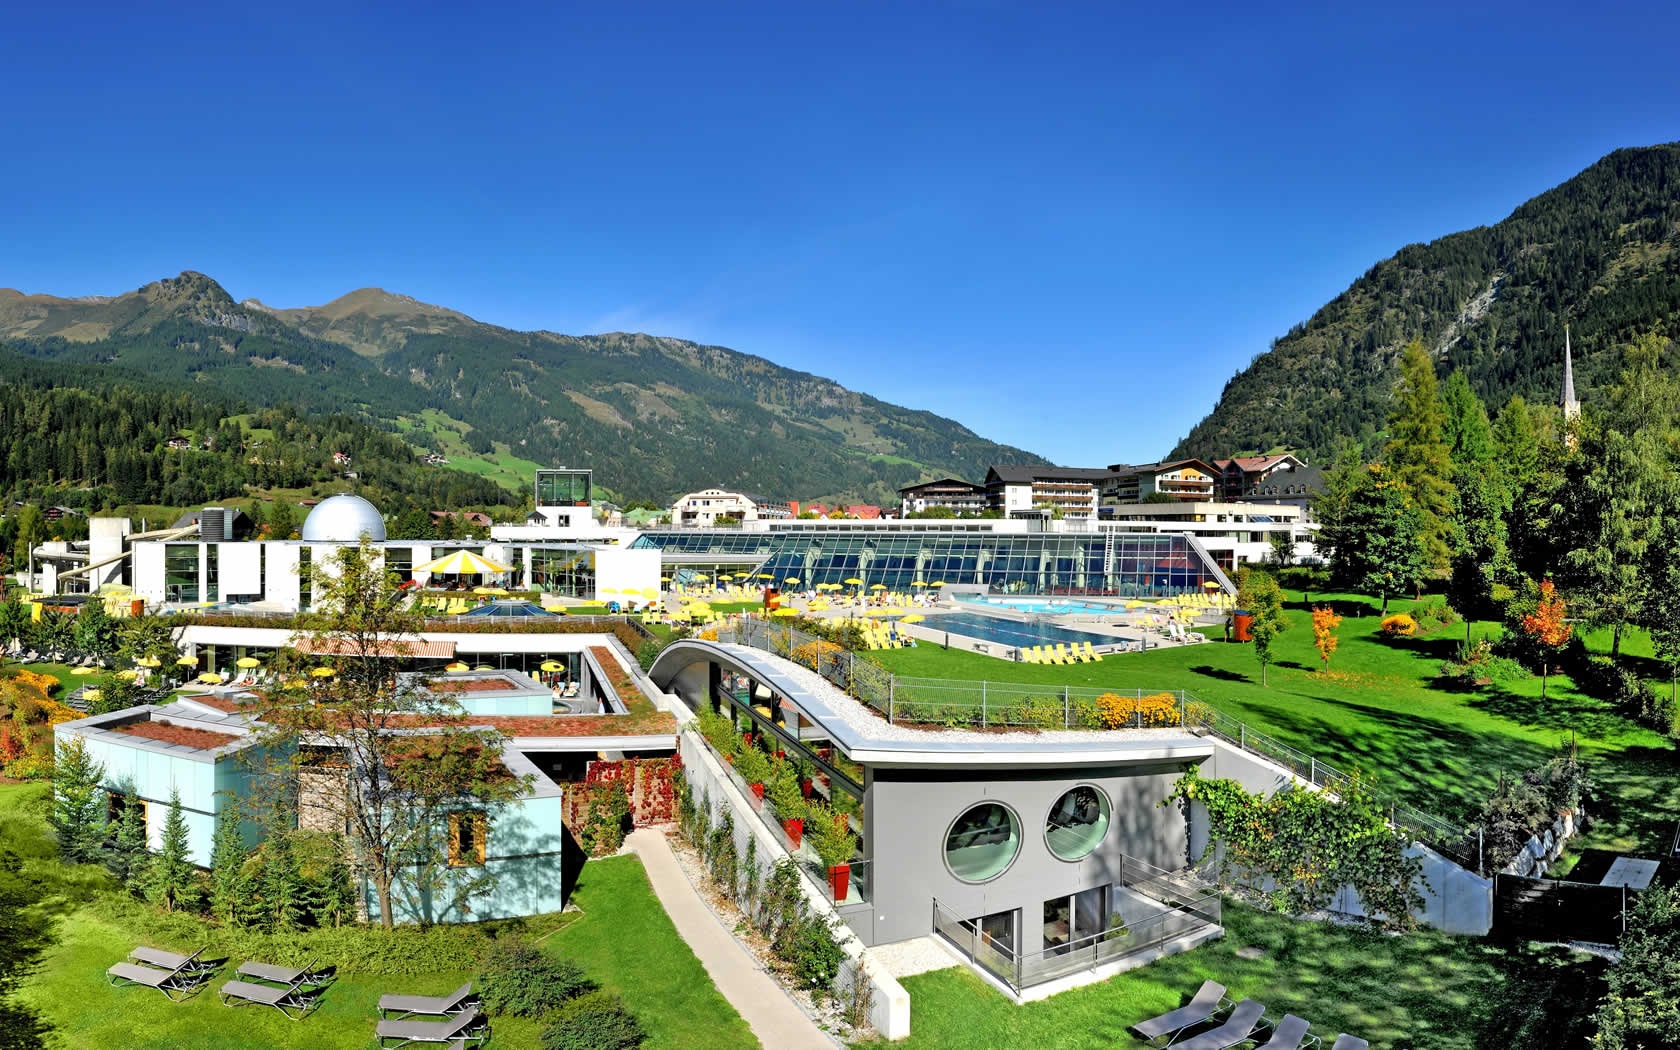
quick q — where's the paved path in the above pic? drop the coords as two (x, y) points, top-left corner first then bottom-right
(626, 828), (833, 1050)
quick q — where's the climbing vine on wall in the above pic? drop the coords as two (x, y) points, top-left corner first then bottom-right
(1165, 766), (1425, 930)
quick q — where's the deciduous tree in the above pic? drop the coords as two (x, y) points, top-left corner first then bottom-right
(1328, 466), (1428, 614)
(1237, 568), (1288, 687)
(1383, 339), (1455, 572)
(1310, 606), (1342, 670)
(1521, 579), (1573, 701)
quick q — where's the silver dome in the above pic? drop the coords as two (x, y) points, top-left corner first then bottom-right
(299, 493), (387, 543)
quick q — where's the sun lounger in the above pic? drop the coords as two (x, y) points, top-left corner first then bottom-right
(235, 960), (331, 987)
(378, 982), (479, 1020)
(375, 1005), (491, 1048)
(105, 948), (209, 1002)
(1252, 1014), (1312, 1049)
(1132, 980), (1229, 1043)
(1171, 998), (1266, 1050)
(219, 974), (323, 1020)
(1328, 1037), (1369, 1050)
(129, 946), (224, 979)
(1082, 641), (1102, 662)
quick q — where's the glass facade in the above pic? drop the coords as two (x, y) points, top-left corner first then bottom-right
(535, 468), (592, 507)
(205, 544), (219, 602)
(385, 546), (413, 583)
(633, 528), (1227, 598)
(945, 802), (1021, 883)
(299, 547), (312, 610)
(164, 544), (199, 603)
(1045, 786), (1110, 861)
(530, 548), (596, 597)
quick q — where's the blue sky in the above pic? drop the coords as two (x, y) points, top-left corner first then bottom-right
(3, 3), (1677, 466)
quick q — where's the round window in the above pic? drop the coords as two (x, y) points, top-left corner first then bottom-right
(1044, 785), (1111, 861)
(944, 802), (1021, 883)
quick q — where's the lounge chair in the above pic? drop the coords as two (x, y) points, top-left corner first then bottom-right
(105, 949), (209, 1002)
(128, 946), (225, 979)
(1328, 1037), (1369, 1050)
(219, 974), (323, 1020)
(1172, 998), (1267, 1050)
(1252, 1014), (1312, 1049)
(375, 1005), (491, 1048)
(1083, 641), (1103, 662)
(378, 982), (480, 1020)
(235, 960), (331, 987)
(1132, 980), (1229, 1044)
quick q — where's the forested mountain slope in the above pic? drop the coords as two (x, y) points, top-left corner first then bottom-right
(0, 276), (1045, 504)
(1172, 142), (1680, 459)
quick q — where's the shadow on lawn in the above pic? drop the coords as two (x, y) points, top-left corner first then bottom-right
(1190, 665), (1250, 684)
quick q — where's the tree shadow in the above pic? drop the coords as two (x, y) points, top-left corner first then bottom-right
(1190, 665), (1250, 684)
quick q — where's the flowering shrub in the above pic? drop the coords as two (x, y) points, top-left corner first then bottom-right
(7, 668), (62, 695)
(0, 674), (80, 778)
(1379, 614), (1417, 637)
(1095, 692), (1180, 729)
(790, 640), (846, 674)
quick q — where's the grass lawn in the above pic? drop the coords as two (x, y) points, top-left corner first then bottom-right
(873, 592), (1680, 858)
(0, 783), (754, 1050)
(853, 902), (1602, 1050)
(547, 856), (757, 1050)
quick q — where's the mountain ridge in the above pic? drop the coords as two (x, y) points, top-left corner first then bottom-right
(1172, 141), (1680, 460)
(0, 272), (1047, 504)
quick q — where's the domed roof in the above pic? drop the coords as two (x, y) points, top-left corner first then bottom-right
(300, 493), (387, 543)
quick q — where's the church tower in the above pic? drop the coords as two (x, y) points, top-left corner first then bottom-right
(1561, 325), (1581, 423)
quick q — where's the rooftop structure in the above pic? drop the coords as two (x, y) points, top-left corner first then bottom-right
(299, 493), (387, 542)
(984, 465), (1114, 520)
(1101, 459), (1218, 504)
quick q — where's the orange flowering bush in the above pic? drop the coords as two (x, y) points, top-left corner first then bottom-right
(0, 673), (79, 779)
(1379, 613), (1417, 637)
(1095, 691), (1181, 729)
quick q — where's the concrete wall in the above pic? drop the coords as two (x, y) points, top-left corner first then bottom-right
(866, 763), (1192, 948)
(679, 728), (912, 1041)
(1195, 739), (1492, 936)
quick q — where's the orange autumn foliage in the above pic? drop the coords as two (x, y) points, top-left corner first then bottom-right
(1310, 606), (1342, 669)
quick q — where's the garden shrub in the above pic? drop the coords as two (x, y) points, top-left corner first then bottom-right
(477, 937), (593, 1017)
(1095, 692), (1180, 729)
(541, 990), (647, 1050)
(1591, 884), (1680, 1050)
(1411, 599), (1459, 635)
(788, 912), (847, 992)
(1379, 613), (1417, 637)
(1011, 695), (1063, 728)
(579, 782), (631, 856)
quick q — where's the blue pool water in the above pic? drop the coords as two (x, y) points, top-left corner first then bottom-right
(928, 612), (1116, 648)
(961, 596), (1122, 615)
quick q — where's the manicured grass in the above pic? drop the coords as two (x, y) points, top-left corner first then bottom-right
(0, 783), (753, 1050)
(547, 855), (757, 1050)
(873, 592), (1680, 857)
(853, 902), (1602, 1050)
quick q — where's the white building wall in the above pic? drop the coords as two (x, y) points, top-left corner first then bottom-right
(133, 542), (166, 603)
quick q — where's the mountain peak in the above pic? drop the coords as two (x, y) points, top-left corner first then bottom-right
(290, 286), (472, 323)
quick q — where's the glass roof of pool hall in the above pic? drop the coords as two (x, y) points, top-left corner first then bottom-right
(632, 529), (1231, 598)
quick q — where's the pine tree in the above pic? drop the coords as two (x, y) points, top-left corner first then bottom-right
(260, 819), (306, 932)
(208, 807), (248, 925)
(1441, 370), (1496, 469)
(1334, 466), (1429, 614)
(146, 789), (195, 912)
(1383, 339), (1455, 572)
(51, 736), (108, 864)
(110, 789), (150, 891)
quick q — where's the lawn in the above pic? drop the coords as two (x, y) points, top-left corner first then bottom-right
(872, 592), (1680, 858)
(853, 902), (1602, 1050)
(0, 783), (754, 1050)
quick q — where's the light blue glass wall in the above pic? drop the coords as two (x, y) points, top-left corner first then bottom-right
(370, 793), (567, 924)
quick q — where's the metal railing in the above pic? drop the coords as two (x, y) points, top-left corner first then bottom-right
(713, 618), (1478, 870)
(933, 855), (1222, 991)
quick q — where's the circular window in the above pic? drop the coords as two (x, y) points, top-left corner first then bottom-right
(1044, 785), (1111, 861)
(944, 802), (1022, 883)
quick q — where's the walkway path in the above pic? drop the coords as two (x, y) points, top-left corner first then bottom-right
(625, 828), (833, 1050)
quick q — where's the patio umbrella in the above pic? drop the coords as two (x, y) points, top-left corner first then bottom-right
(235, 657), (262, 668)
(414, 550), (513, 576)
(901, 614), (925, 623)
(310, 666), (337, 678)
(71, 666), (96, 676)
(176, 656), (198, 667)
(784, 577), (801, 585)
(136, 656), (162, 668)
(660, 576), (670, 582)
(116, 669), (138, 680)
(771, 608), (799, 617)
(640, 588), (660, 600)
(540, 661), (565, 672)
(198, 672), (225, 684)
(473, 586), (495, 595)
(445, 661), (469, 672)
(911, 579), (927, 587)
(1203, 580), (1221, 589)
(870, 583), (887, 590)
(488, 588), (510, 596)
(930, 580), (948, 587)
(599, 587), (617, 595)
(473, 665), (493, 671)
(755, 573), (774, 580)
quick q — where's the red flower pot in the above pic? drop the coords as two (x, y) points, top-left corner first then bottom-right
(799, 778), (813, 799)
(783, 817), (804, 848)
(776, 750), (786, 760)
(750, 782), (765, 807)
(828, 862), (850, 901)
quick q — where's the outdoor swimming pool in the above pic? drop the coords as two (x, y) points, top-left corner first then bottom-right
(927, 611), (1118, 649)
(960, 596), (1124, 615)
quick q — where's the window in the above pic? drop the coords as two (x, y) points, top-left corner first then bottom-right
(944, 802), (1021, 883)
(163, 544), (199, 603)
(448, 811), (487, 866)
(1045, 785), (1110, 861)
(298, 547), (312, 610)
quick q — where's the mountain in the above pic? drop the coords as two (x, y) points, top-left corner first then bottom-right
(0, 275), (1045, 505)
(1172, 142), (1680, 461)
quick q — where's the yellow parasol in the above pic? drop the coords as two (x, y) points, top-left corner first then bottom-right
(236, 657), (262, 669)
(414, 550), (513, 575)
(310, 666), (337, 678)
(755, 573), (774, 580)
(901, 614), (925, 623)
(116, 669), (139, 680)
(640, 588), (660, 600)
(930, 580), (948, 587)
(771, 608), (799, 617)
(870, 583), (887, 590)
(176, 656), (198, 667)
(136, 656), (162, 668)
(444, 661), (469, 672)
(198, 672), (225, 684)
(473, 665), (493, 671)
(879, 606), (905, 615)
(540, 661), (565, 672)
(71, 667), (97, 677)
(598, 588), (618, 595)
(844, 578), (864, 586)
(784, 577), (801, 585)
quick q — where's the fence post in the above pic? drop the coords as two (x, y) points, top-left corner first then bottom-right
(981, 681), (988, 728)
(1063, 685), (1070, 727)
(888, 677), (895, 723)
(1310, 756), (1316, 785)
(1240, 724), (1245, 752)
(1478, 828), (1484, 876)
